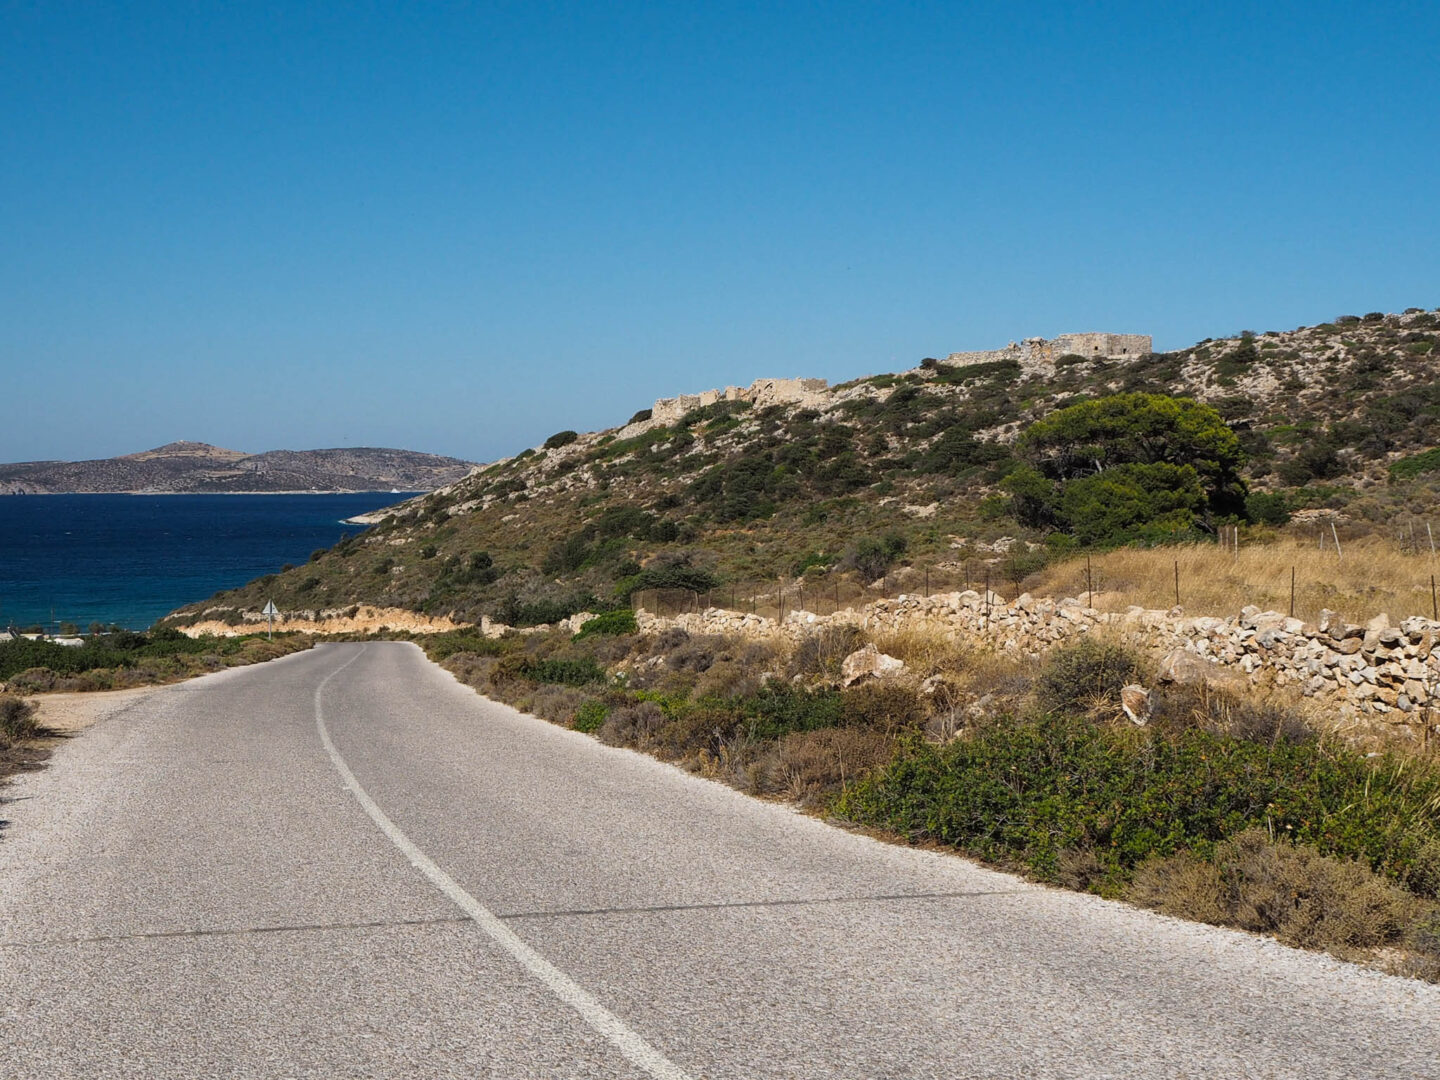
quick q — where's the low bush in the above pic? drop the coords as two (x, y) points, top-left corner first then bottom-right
(1033, 638), (1146, 715)
(1129, 830), (1425, 951)
(0, 632), (313, 690)
(0, 694), (39, 746)
(788, 624), (867, 681)
(738, 685), (844, 740)
(573, 699), (610, 733)
(573, 609), (638, 640)
(425, 631), (507, 662)
(1388, 447), (1440, 481)
(838, 534), (907, 582)
(526, 656), (607, 686)
(598, 701), (667, 747)
(1245, 490), (1291, 525)
(752, 727), (895, 804)
(835, 713), (1440, 889)
(841, 682), (925, 733)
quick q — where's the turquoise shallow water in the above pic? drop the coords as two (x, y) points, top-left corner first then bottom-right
(0, 493), (412, 630)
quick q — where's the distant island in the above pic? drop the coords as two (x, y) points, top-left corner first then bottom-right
(0, 441), (477, 494)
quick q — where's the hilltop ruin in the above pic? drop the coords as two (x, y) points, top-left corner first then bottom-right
(947, 332), (1152, 378)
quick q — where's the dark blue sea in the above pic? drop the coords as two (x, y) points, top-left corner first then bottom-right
(0, 493), (414, 631)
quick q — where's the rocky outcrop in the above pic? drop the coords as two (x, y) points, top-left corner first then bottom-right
(178, 605), (467, 637)
(649, 378), (830, 425)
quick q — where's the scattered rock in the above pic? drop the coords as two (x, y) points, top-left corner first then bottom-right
(1157, 649), (1210, 685)
(840, 644), (908, 687)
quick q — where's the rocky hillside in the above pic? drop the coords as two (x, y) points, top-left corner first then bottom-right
(167, 307), (1440, 629)
(0, 441), (476, 494)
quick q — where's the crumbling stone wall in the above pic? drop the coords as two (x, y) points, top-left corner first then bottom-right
(615, 592), (1437, 730)
(945, 332), (1152, 379)
(650, 377), (830, 425)
(1051, 332), (1152, 359)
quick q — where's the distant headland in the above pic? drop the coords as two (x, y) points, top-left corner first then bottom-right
(0, 441), (477, 494)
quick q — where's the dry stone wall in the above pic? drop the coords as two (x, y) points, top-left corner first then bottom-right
(618, 592), (1440, 727)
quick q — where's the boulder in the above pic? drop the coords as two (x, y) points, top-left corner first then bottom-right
(840, 644), (908, 687)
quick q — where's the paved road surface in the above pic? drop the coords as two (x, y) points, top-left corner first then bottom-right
(3, 642), (1438, 1078)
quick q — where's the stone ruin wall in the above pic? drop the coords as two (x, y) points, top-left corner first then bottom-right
(1051, 332), (1152, 360)
(650, 377), (830, 425)
(946, 332), (1152, 379)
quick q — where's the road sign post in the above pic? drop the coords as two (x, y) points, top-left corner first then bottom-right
(262, 600), (279, 640)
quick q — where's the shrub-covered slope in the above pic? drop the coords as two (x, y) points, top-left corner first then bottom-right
(168, 307), (1440, 629)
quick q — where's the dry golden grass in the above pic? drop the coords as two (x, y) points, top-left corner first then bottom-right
(869, 627), (970, 677)
(1028, 537), (1440, 626)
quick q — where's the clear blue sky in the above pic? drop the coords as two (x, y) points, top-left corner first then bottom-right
(4, 1), (1437, 464)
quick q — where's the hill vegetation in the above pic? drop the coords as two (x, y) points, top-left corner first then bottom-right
(170, 307), (1440, 631)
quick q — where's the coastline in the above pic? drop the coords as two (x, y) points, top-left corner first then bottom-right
(0, 490), (422, 497)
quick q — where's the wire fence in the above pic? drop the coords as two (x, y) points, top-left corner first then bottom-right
(631, 546), (1440, 629)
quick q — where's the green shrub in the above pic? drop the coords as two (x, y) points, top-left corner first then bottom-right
(839, 534), (907, 581)
(544, 430), (579, 450)
(525, 656), (607, 686)
(497, 592), (601, 628)
(737, 685), (844, 740)
(613, 563), (720, 600)
(932, 358), (1021, 385)
(840, 682), (924, 733)
(1034, 638), (1146, 714)
(574, 609), (638, 639)
(791, 550), (834, 576)
(1245, 490), (1291, 525)
(423, 631), (506, 662)
(573, 699), (610, 733)
(1388, 447), (1440, 481)
(836, 713), (1440, 888)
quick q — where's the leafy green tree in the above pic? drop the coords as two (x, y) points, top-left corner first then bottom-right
(1005, 393), (1246, 543)
(1055, 463), (1207, 545)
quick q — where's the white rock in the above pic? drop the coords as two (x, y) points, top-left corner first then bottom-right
(840, 644), (908, 687)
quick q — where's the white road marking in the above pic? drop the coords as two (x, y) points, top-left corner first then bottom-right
(314, 646), (694, 1080)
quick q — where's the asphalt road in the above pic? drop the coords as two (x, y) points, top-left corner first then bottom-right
(3, 642), (1438, 1079)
